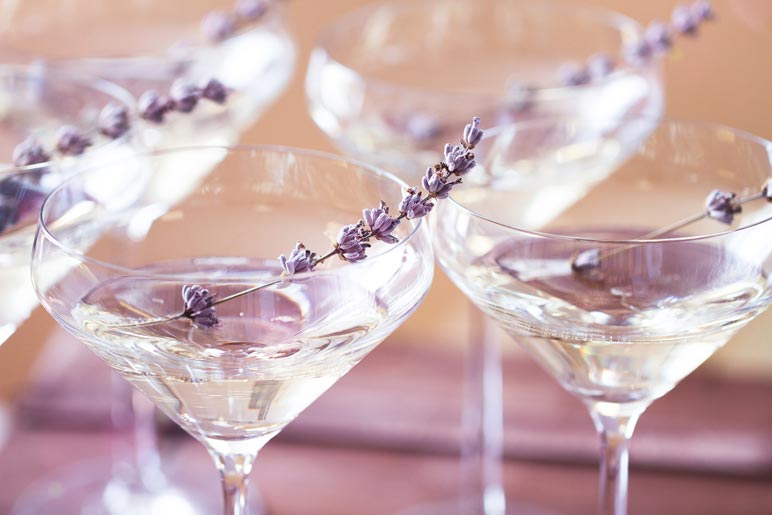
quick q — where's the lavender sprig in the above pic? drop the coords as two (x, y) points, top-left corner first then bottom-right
(7, 77), (230, 169)
(571, 180), (770, 273)
(171, 117), (484, 329)
(561, 0), (715, 86)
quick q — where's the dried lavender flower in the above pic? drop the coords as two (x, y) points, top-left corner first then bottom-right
(170, 80), (201, 113)
(586, 53), (615, 80)
(138, 90), (172, 123)
(763, 178), (772, 200)
(201, 11), (236, 42)
(279, 242), (317, 276)
(443, 144), (476, 175)
(200, 78), (229, 104)
(12, 137), (50, 167)
(462, 117), (484, 149)
(624, 39), (653, 65)
(422, 167), (456, 200)
(236, 0), (268, 21)
(571, 249), (601, 273)
(98, 103), (130, 139)
(335, 221), (370, 263)
(645, 20), (673, 52)
(399, 187), (434, 220)
(0, 196), (18, 233)
(559, 62), (590, 87)
(692, 0), (714, 21)
(181, 285), (219, 329)
(363, 201), (400, 244)
(672, 4), (699, 35)
(705, 189), (740, 224)
(55, 126), (92, 156)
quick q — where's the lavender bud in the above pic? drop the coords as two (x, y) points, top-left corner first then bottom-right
(672, 4), (699, 35)
(0, 195), (19, 234)
(335, 221), (370, 262)
(624, 39), (653, 65)
(201, 11), (235, 42)
(98, 103), (131, 139)
(505, 82), (535, 112)
(558, 62), (590, 87)
(422, 167), (456, 200)
(363, 201), (400, 244)
(279, 242), (317, 276)
(138, 90), (172, 123)
(571, 249), (601, 273)
(399, 187), (434, 220)
(181, 285), (219, 329)
(169, 80), (201, 113)
(12, 137), (50, 166)
(199, 78), (229, 104)
(645, 20), (673, 53)
(691, 0), (715, 21)
(443, 144), (476, 175)
(764, 178), (772, 201)
(55, 126), (92, 156)
(235, 0), (268, 21)
(586, 53), (615, 80)
(462, 117), (484, 149)
(705, 189), (740, 224)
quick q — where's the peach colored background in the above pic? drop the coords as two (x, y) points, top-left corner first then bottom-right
(3, 0), (772, 398)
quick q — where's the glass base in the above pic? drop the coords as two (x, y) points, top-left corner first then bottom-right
(11, 456), (264, 515)
(397, 496), (559, 515)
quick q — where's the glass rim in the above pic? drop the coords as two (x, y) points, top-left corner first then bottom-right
(447, 116), (772, 245)
(0, 63), (137, 178)
(37, 144), (427, 283)
(313, 0), (656, 101)
(4, 5), (289, 62)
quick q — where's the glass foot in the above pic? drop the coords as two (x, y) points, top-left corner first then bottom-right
(11, 456), (264, 515)
(396, 496), (559, 515)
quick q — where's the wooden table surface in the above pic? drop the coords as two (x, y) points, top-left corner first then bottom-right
(2, 0), (772, 514)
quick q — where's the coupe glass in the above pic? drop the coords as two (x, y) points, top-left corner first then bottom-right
(307, 0), (662, 179)
(2, 3), (295, 512)
(0, 64), (136, 347)
(0, 0), (295, 150)
(307, 1), (663, 512)
(32, 146), (434, 515)
(432, 118), (772, 515)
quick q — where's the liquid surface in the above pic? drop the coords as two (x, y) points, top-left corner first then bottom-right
(72, 258), (390, 444)
(463, 232), (769, 404)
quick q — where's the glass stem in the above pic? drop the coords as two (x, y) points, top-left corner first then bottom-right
(461, 306), (505, 515)
(211, 451), (256, 515)
(587, 404), (644, 515)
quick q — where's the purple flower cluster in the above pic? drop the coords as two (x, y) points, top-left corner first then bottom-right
(279, 242), (317, 275)
(559, 1), (715, 86)
(201, 0), (270, 42)
(625, 1), (715, 65)
(139, 78), (229, 124)
(705, 189), (740, 224)
(182, 285), (219, 329)
(276, 117), (484, 277)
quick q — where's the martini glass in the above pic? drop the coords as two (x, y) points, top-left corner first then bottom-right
(431, 118), (772, 515)
(31, 145), (434, 515)
(0, 64), (137, 347)
(2, 3), (295, 512)
(307, 1), (663, 512)
(0, 0), (295, 151)
(307, 0), (662, 179)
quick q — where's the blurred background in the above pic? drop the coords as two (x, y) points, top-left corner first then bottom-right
(1, 0), (772, 514)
